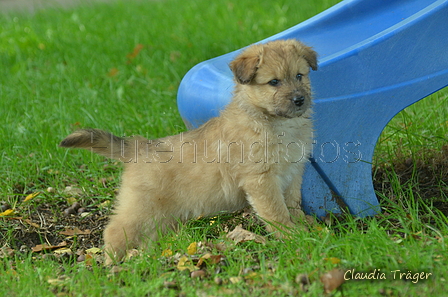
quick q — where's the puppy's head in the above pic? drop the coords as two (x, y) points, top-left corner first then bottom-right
(229, 39), (317, 118)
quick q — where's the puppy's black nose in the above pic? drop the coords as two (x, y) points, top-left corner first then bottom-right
(292, 96), (305, 106)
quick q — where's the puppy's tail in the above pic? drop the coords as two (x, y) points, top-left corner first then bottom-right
(60, 129), (137, 160)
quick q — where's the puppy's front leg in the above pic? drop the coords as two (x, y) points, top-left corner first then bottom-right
(242, 174), (293, 236)
(284, 173), (306, 223)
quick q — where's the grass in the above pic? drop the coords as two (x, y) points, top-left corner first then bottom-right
(1, 0), (447, 296)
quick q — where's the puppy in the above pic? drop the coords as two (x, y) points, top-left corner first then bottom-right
(60, 39), (317, 264)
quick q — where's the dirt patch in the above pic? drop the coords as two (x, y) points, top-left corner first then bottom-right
(373, 144), (448, 216)
(1, 199), (109, 254)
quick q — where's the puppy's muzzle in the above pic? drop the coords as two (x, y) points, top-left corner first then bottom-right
(292, 96), (305, 107)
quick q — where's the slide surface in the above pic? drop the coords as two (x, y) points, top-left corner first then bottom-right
(177, 0), (448, 218)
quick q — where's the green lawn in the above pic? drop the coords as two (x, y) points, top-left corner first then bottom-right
(1, 0), (447, 296)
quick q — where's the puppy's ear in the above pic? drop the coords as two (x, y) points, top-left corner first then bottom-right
(229, 46), (262, 84)
(302, 46), (318, 71)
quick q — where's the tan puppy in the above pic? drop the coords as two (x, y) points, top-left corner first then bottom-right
(60, 39), (317, 264)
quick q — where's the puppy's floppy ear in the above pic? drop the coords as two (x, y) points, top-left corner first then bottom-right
(302, 46), (318, 71)
(229, 45), (262, 84)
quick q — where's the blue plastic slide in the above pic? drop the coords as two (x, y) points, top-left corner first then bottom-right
(177, 0), (448, 218)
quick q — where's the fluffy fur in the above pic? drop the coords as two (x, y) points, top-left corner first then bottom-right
(60, 39), (318, 264)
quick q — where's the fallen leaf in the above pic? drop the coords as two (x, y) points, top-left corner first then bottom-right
(163, 281), (179, 289)
(126, 44), (144, 61)
(24, 219), (40, 228)
(5, 269), (18, 277)
(0, 209), (14, 217)
(177, 255), (190, 271)
(3, 216), (23, 222)
(197, 253), (224, 267)
(226, 225), (266, 244)
(47, 275), (70, 286)
(59, 227), (91, 236)
(24, 192), (40, 202)
(187, 242), (197, 255)
(107, 68), (119, 77)
(229, 276), (243, 284)
(66, 197), (77, 205)
(190, 270), (206, 279)
(320, 268), (345, 294)
(177, 255), (197, 272)
(53, 248), (73, 255)
(205, 241), (228, 252)
(196, 253), (211, 267)
(84, 254), (95, 266)
(86, 247), (102, 254)
(324, 257), (341, 264)
(209, 254), (224, 264)
(80, 212), (90, 218)
(161, 248), (173, 257)
(32, 241), (67, 253)
(434, 254), (444, 261)
(99, 200), (111, 208)
(244, 272), (260, 280)
(0, 247), (15, 258)
(63, 186), (83, 196)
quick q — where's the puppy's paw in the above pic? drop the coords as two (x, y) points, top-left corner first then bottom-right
(304, 214), (317, 226)
(103, 249), (119, 266)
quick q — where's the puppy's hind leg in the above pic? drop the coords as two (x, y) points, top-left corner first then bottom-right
(103, 210), (147, 265)
(103, 187), (178, 264)
(104, 211), (171, 265)
(103, 186), (160, 265)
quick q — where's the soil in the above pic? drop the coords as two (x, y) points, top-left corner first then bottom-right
(373, 145), (448, 216)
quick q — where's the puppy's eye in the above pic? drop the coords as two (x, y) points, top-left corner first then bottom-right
(268, 79), (280, 86)
(296, 73), (303, 81)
